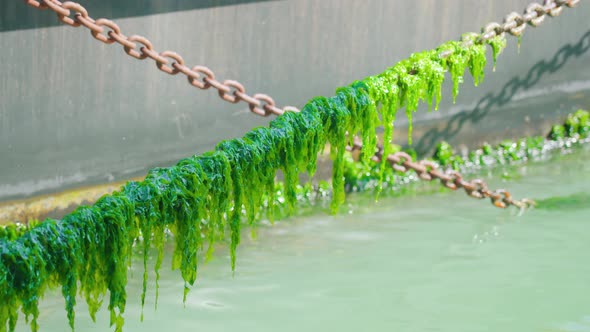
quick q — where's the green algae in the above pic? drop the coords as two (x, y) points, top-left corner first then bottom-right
(487, 35), (507, 70)
(465, 35), (487, 87)
(439, 41), (470, 102)
(432, 141), (465, 171)
(343, 110), (590, 193)
(0, 28), (519, 332)
(427, 108), (590, 173)
(0, 111), (586, 332)
(1, 95), (376, 332)
(535, 192), (590, 211)
(564, 109), (590, 138)
(362, 33), (493, 151)
(431, 111), (590, 171)
(0, 223), (37, 242)
(549, 110), (589, 142)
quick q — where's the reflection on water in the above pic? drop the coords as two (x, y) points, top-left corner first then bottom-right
(15, 147), (590, 332)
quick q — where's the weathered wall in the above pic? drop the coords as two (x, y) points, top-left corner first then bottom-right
(0, 0), (589, 201)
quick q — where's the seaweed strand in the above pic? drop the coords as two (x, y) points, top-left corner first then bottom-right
(0, 31), (513, 332)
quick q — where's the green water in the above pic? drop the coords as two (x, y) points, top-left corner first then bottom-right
(16, 147), (590, 332)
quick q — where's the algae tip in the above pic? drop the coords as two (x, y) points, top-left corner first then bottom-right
(534, 192), (590, 211)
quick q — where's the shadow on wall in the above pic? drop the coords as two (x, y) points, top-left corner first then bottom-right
(1, 0), (279, 32)
(413, 29), (590, 155)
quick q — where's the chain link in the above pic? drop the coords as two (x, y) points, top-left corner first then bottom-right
(346, 138), (536, 210)
(23, 0), (579, 116)
(22, 0), (573, 209)
(480, 0), (579, 42)
(23, 0), (297, 117)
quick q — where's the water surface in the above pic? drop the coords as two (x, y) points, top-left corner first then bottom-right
(17, 147), (590, 332)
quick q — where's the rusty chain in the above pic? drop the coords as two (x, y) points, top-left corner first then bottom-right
(23, 0), (579, 117)
(23, 0), (571, 210)
(346, 138), (536, 210)
(439, 0), (580, 57)
(480, 0), (580, 41)
(23, 0), (299, 117)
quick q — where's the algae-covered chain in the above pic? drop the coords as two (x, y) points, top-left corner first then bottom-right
(2, 2), (582, 332)
(1, 110), (588, 332)
(346, 139), (535, 210)
(343, 109), (590, 207)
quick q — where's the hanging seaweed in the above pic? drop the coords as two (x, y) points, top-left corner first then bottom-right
(0, 31), (514, 332)
(343, 109), (590, 193)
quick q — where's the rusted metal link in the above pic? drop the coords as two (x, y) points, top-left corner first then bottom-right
(25, 0), (48, 9)
(346, 138), (534, 210)
(21, 0), (548, 212)
(477, 0), (579, 44)
(22, 0), (297, 117)
(23, 0), (579, 118)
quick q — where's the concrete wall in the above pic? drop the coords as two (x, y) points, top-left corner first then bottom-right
(1, 0), (589, 201)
